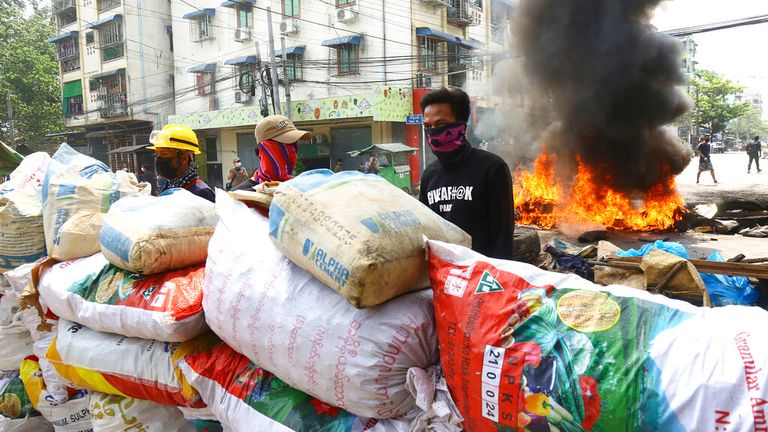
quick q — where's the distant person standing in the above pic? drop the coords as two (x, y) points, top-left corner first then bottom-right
(365, 154), (380, 175)
(696, 135), (717, 184)
(747, 135), (762, 173)
(227, 157), (249, 190)
(332, 159), (343, 173)
(137, 164), (158, 196)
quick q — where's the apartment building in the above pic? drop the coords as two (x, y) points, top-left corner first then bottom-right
(48, 0), (175, 170)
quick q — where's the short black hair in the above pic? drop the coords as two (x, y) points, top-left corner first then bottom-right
(419, 86), (470, 123)
(141, 164), (151, 170)
(755, 136), (760, 140)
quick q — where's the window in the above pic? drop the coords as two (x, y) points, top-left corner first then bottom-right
(336, 44), (359, 75)
(336, 0), (355, 5)
(205, 136), (219, 163)
(98, 20), (124, 61)
(285, 54), (303, 81)
(92, 71), (128, 118)
(418, 37), (439, 72)
(191, 15), (213, 41)
(283, 0), (299, 17)
(97, 0), (121, 12)
(196, 72), (215, 95)
(86, 31), (95, 45)
(62, 80), (83, 118)
(237, 4), (253, 27)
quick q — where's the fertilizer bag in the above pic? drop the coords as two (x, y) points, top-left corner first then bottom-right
(42, 143), (146, 260)
(39, 254), (206, 342)
(428, 238), (768, 432)
(0, 369), (51, 432)
(269, 169), (470, 307)
(88, 392), (194, 432)
(205, 191), (439, 418)
(100, 189), (218, 274)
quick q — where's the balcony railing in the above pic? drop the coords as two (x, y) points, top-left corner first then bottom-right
(57, 12), (77, 28)
(420, 0), (451, 7)
(97, 0), (121, 12)
(53, 0), (76, 13)
(447, 0), (481, 26)
(54, 45), (79, 61)
(61, 58), (80, 73)
(98, 92), (128, 118)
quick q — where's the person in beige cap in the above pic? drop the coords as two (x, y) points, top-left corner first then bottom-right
(231, 115), (313, 191)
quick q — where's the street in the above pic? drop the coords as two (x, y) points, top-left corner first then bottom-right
(677, 151), (768, 205)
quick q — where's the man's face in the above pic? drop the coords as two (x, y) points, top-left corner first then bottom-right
(423, 103), (456, 129)
(154, 148), (189, 179)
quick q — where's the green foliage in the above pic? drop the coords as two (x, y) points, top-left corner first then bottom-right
(0, 3), (63, 145)
(692, 70), (751, 135)
(729, 107), (768, 142)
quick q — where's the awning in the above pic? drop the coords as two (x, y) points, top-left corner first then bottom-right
(62, 80), (82, 98)
(321, 35), (362, 47)
(221, 0), (255, 7)
(458, 38), (484, 50)
(347, 143), (417, 157)
(183, 8), (216, 20)
(187, 63), (217, 73)
(89, 68), (125, 80)
(85, 14), (122, 29)
(275, 45), (306, 57)
(415, 27), (461, 44)
(47, 31), (77, 43)
(224, 56), (258, 65)
(108, 144), (149, 154)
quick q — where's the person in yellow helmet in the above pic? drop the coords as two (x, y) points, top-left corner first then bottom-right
(147, 124), (215, 203)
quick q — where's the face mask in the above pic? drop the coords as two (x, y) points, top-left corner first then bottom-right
(235, 162), (242, 168)
(424, 122), (467, 153)
(155, 156), (177, 179)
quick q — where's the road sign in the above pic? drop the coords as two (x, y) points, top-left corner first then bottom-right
(405, 114), (423, 125)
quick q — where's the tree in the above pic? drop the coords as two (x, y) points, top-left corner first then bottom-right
(0, 3), (63, 147)
(692, 70), (751, 136)
(729, 107), (768, 144)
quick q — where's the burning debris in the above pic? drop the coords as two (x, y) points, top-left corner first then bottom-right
(508, 0), (693, 231)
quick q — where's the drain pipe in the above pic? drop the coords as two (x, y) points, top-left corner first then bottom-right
(138, 0), (162, 128)
(382, 0), (388, 85)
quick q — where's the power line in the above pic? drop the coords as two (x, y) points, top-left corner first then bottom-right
(663, 14), (768, 37)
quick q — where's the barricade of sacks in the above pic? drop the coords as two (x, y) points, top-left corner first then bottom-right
(5, 147), (768, 432)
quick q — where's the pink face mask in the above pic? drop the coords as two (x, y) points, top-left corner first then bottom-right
(425, 122), (467, 153)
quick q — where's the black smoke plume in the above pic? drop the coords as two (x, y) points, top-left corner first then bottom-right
(514, 0), (692, 193)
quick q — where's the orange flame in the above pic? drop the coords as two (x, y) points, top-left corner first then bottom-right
(514, 148), (686, 231)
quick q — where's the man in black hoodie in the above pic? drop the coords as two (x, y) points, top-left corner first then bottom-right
(418, 87), (515, 260)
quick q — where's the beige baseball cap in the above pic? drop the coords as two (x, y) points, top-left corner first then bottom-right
(255, 115), (313, 144)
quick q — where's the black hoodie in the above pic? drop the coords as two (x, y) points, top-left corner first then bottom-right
(419, 146), (515, 260)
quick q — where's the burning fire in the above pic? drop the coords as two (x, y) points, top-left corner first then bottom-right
(514, 148), (686, 231)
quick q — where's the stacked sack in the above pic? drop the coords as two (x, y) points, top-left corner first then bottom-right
(198, 170), (470, 430)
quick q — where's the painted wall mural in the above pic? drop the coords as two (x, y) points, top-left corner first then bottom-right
(169, 87), (414, 130)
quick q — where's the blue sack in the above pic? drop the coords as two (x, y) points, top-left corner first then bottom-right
(701, 251), (760, 307)
(616, 240), (689, 259)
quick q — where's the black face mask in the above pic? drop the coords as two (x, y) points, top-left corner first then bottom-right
(154, 156), (177, 179)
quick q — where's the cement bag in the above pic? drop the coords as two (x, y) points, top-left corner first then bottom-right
(269, 169), (470, 307)
(180, 342), (406, 432)
(46, 320), (215, 407)
(427, 238), (768, 432)
(100, 189), (218, 275)
(39, 254), (206, 342)
(42, 143), (146, 261)
(88, 392), (194, 432)
(0, 189), (46, 273)
(205, 191), (439, 418)
(19, 356), (92, 432)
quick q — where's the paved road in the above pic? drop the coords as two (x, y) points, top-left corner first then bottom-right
(676, 152), (768, 206)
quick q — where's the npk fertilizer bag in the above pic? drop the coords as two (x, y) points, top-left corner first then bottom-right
(38, 254), (206, 342)
(269, 169), (470, 307)
(428, 238), (768, 432)
(204, 191), (439, 418)
(42, 144), (147, 261)
(88, 392), (195, 432)
(99, 189), (218, 275)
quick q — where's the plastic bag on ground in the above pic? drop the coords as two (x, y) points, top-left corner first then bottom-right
(269, 169), (471, 308)
(204, 190), (439, 418)
(39, 253), (207, 342)
(701, 251), (760, 306)
(99, 189), (218, 275)
(427, 238), (768, 432)
(19, 356), (92, 432)
(88, 392), (194, 432)
(41, 143), (147, 261)
(46, 320), (214, 407)
(615, 240), (689, 259)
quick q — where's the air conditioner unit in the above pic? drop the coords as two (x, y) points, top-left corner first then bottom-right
(235, 91), (252, 104)
(280, 19), (299, 35)
(336, 8), (358, 23)
(234, 28), (251, 42)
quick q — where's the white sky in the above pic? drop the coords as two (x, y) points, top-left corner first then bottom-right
(652, 0), (768, 113)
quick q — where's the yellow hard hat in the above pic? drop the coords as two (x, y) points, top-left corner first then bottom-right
(147, 124), (200, 155)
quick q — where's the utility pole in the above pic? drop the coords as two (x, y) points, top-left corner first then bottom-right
(6, 95), (15, 148)
(266, 7), (282, 116)
(254, 42), (270, 118)
(280, 36), (292, 120)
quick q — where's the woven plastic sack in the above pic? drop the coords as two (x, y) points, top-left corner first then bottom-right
(0, 292), (33, 371)
(269, 169), (471, 307)
(88, 392), (194, 432)
(205, 191), (439, 418)
(19, 356), (92, 432)
(180, 342), (404, 432)
(39, 254), (207, 342)
(41, 144), (147, 261)
(0, 189), (45, 273)
(46, 320), (214, 407)
(99, 189), (218, 275)
(0, 370), (39, 421)
(428, 238), (768, 432)
(0, 416), (52, 431)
